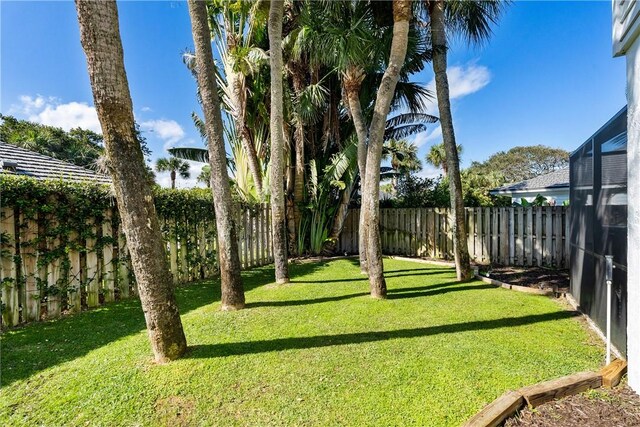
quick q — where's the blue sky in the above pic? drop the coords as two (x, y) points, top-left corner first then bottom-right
(1, 1), (627, 186)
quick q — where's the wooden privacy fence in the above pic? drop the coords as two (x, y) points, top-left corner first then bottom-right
(338, 207), (569, 268)
(0, 204), (273, 328)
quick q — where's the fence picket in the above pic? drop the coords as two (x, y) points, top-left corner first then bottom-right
(85, 217), (99, 308)
(1, 207), (18, 326)
(102, 209), (115, 303)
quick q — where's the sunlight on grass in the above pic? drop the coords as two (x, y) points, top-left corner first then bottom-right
(0, 258), (603, 426)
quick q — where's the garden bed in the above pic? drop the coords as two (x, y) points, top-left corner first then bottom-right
(505, 384), (640, 427)
(480, 266), (569, 293)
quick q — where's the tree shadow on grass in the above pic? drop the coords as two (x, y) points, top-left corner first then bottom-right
(186, 310), (581, 359)
(1, 262), (313, 388)
(0, 260), (471, 388)
(293, 269), (453, 284)
(247, 279), (473, 308)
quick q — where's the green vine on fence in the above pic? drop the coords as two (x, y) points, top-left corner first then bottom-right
(0, 175), (243, 319)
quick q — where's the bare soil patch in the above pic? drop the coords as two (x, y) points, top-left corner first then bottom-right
(154, 395), (196, 427)
(505, 385), (640, 427)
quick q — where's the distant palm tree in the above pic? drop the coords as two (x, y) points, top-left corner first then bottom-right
(197, 165), (211, 188)
(426, 142), (462, 177)
(155, 157), (190, 189)
(383, 139), (422, 194)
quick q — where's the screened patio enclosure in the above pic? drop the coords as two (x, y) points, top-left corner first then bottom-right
(570, 106), (628, 356)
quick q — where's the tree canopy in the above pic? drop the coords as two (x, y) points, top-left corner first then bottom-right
(0, 114), (103, 168)
(467, 144), (569, 184)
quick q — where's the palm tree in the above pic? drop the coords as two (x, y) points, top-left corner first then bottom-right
(191, 0), (267, 199)
(197, 165), (211, 188)
(294, 0), (434, 268)
(425, 142), (462, 177)
(155, 157), (191, 189)
(361, 0), (412, 298)
(424, 0), (506, 280)
(269, 0), (290, 284)
(383, 139), (422, 194)
(187, 0), (245, 310)
(75, 0), (187, 362)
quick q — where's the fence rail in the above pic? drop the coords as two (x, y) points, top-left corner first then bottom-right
(0, 204), (273, 327)
(338, 207), (569, 268)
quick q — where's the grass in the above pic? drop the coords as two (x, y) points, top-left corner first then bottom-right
(1, 258), (603, 426)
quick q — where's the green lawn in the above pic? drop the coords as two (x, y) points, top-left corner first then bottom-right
(1, 258), (602, 426)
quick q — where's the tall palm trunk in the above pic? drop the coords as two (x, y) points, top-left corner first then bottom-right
(429, 0), (472, 280)
(75, 0), (187, 362)
(170, 170), (176, 189)
(361, 0), (411, 298)
(323, 178), (356, 255)
(291, 66), (306, 253)
(187, 0), (245, 309)
(344, 67), (369, 273)
(227, 70), (264, 198)
(269, 0), (290, 284)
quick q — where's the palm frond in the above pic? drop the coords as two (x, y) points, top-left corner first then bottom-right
(168, 147), (209, 163)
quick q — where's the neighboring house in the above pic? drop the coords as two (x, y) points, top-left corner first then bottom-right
(489, 168), (569, 205)
(613, 0), (638, 393)
(0, 142), (111, 184)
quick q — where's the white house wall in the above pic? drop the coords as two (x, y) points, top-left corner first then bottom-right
(614, 0), (640, 393)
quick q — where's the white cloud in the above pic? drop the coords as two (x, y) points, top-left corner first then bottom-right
(140, 106), (153, 112)
(141, 119), (185, 149)
(416, 164), (442, 180)
(10, 95), (102, 132)
(413, 126), (443, 148)
(427, 63), (491, 101)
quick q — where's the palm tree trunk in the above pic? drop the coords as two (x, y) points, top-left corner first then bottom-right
(75, 0), (187, 362)
(345, 73), (368, 274)
(187, 0), (245, 309)
(269, 0), (290, 284)
(429, 0), (472, 281)
(323, 178), (356, 255)
(291, 68), (306, 254)
(228, 70), (264, 198)
(171, 170), (176, 189)
(361, 0), (411, 298)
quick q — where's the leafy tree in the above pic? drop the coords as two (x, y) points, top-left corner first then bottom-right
(467, 145), (569, 184)
(0, 114), (103, 167)
(75, 0), (187, 362)
(187, 0), (245, 310)
(391, 175), (449, 208)
(155, 157), (191, 189)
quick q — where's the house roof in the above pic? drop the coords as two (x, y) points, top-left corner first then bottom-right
(0, 142), (111, 184)
(490, 167), (569, 195)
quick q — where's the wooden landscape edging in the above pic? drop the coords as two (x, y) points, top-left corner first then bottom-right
(474, 274), (554, 296)
(461, 360), (628, 427)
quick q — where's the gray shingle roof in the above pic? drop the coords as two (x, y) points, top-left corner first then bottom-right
(490, 167), (569, 194)
(0, 142), (111, 184)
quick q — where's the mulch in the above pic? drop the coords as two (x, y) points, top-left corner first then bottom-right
(505, 385), (640, 427)
(480, 266), (569, 292)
